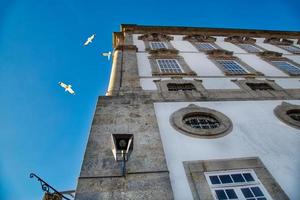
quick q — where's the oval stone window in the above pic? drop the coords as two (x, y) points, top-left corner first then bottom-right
(287, 109), (300, 122)
(274, 102), (300, 129)
(170, 104), (232, 138)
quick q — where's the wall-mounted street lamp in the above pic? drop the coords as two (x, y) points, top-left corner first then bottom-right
(111, 134), (134, 176)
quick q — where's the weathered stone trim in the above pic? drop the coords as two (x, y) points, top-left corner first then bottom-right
(183, 157), (289, 200)
(258, 51), (300, 76)
(170, 104), (232, 138)
(115, 45), (138, 51)
(148, 49), (196, 76)
(224, 35), (256, 44)
(274, 101), (300, 129)
(183, 34), (217, 42)
(154, 78), (208, 98)
(232, 78), (287, 98)
(264, 37), (293, 45)
(138, 32), (175, 51)
(207, 49), (264, 76)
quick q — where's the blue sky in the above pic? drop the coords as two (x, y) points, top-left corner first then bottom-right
(0, 0), (299, 199)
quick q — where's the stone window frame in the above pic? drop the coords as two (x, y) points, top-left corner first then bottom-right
(153, 78), (207, 97)
(231, 78), (286, 98)
(274, 101), (300, 129)
(183, 157), (289, 200)
(258, 51), (300, 76)
(263, 37), (300, 54)
(206, 49), (264, 76)
(138, 32), (175, 51)
(183, 34), (222, 52)
(224, 36), (266, 53)
(170, 104), (232, 139)
(148, 49), (196, 77)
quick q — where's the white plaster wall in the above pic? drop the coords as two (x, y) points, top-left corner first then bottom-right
(171, 41), (198, 52)
(201, 78), (240, 89)
(274, 78), (300, 89)
(133, 34), (145, 51)
(235, 54), (288, 76)
(285, 55), (300, 65)
(154, 100), (300, 200)
(256, 43), (291, 54)
(215, 41), (247, 53)
(136, 52), (151, 76)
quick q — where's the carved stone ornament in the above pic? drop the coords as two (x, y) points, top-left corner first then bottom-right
(149, 49), (179, 56)
(206, 49), (234, 58)
(224, 36), (256, 44)
(274, 102), (300, 129)
(258, 51), (284, 60)
(264, 37), (293, 45)
(170, 104), (232, 138)
(138, 33), (173, 41)
(183, 34), (216, 42)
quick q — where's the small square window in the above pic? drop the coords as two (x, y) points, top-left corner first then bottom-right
(150, 41), (167, 50)
(217, 60), (248, 74)
(271, 61), (300, 75)
(156, 59), (183, 74)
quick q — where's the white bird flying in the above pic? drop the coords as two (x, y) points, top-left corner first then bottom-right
(83, 34), (95, 46)
(101, 51), (111, 60)
(58, 82), (75, 95)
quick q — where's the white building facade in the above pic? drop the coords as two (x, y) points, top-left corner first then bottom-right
(75, 25), (300, 200)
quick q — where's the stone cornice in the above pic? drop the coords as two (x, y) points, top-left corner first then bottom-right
(224, 36), (256, 44)
(120, 24), (300, 38)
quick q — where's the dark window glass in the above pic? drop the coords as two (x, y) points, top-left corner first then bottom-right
(225, 189), (238, 199)
(251, 187), (264, 197)
(287, 110), (300, 122)
(231, 174), (245, 183)
(241, 188), (254, 198)
(243, 173), (255, 182)
(219, 175), (233, 184)
(183, 115), (220, 129)
(246, 83), (274, 91)
(167, 83), (196, 91)
(209, 176), (221, 184)
(215, 190), (228, 200)
(257, 198), (267, 200)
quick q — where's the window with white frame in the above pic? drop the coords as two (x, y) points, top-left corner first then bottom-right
(156, 59), (183, 73)
(238, 44), (262, 53)
(205, 169), (272, 200)
(196, 42), (217, 51)
(278, 45), (300, 54)
(150, 41), (167, 50)
(216, 60), (248, 74)
(270, 61), (300, 75)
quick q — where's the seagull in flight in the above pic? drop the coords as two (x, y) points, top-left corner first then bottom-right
(83, 34), (95, 46)
(101, 51), (112, 60)
(58, 82), (75, 95)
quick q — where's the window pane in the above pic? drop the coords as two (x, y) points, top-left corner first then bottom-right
(196, 42), (216, 51)
(239, 44), (261, 53)
(150, 42), (166, 50)
(251, 187), (264, 197)
(209, 176), (221, 184)
(257, 198), (267, 200)
(219, 175), (233, 184)
(225, 189), (238, 199)
(217, 60), (248, 74)
(241, 188), (254, 198)
(215, 190), (228, 200)
(157, 59), (182, 73)
(243, 173), (255, 182)
(271, 61), (300, 75)
(231, 174), (245, 183)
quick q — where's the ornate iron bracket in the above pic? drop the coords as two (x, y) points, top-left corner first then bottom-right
(29, 173), (72, 200)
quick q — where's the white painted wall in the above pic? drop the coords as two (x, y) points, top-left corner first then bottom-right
(235, 54), (288, 76)
(274, 78), (300, 89)
(154, 100), (300, 200)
